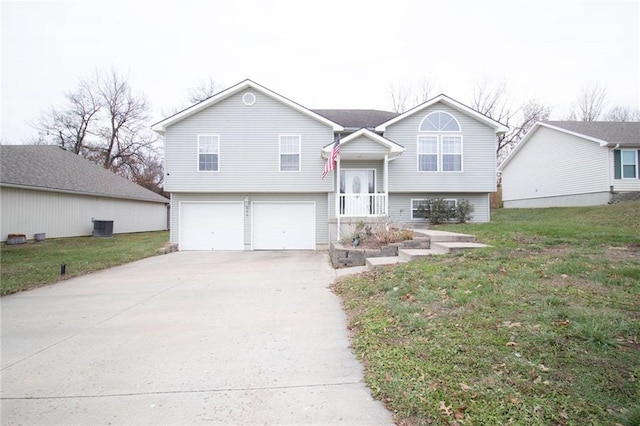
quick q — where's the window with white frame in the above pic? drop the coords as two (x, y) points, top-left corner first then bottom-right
(279, 135), (301, 171)
(417, 111), (463, 172)
(621, 149), (638, 179)
(198, 135), (219, 171)
(417, 136), (438, 172)
(411, 198), (457, 220)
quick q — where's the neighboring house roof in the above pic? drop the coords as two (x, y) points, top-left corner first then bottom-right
(152, 79), (344, 134)
(0, 145), (169, 203)
(312, 109), (398, 130)
(498, 121), (640, 171)
(543, 121), (640, 146)
(375, 94), (509, 134)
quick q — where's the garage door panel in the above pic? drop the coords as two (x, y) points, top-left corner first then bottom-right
(180, 203), (244, 251)
(253, 202), (315, 250)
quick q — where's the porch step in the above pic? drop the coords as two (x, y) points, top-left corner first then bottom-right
(411, 229), (476, 243)
(366, 256), (408, 269)
(398, 249), (441, 261)
(430, 242), (490, 254)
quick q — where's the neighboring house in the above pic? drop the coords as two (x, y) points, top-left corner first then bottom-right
(498, 121), (640, 208)
(152, 79), (507, 251)
(1, 145), (169, 241)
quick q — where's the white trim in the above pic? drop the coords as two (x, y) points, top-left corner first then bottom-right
(375, 94), (508, 134)
(419, 111), (461, 132)
(416, 135), (463, 173)
(250, 201), (316, 250)
(197, 134), (220, 172)
(278, 134), (301, 172)
(153, 79), (344, 134)
(322, 128), (404, 158)
(410, 198), (457, 220)
(620, 148), (638, 179)
(499, 121), (610, 171)
(178, 201), (244, 250)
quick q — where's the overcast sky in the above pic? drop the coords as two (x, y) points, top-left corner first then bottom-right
(1, 0), (638, 144)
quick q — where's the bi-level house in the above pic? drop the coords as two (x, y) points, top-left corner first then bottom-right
(152, 79), (507, 250)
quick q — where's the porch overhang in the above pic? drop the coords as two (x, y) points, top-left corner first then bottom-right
(322, 128), (404, 161)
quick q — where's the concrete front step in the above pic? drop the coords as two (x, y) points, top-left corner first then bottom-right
(411, 229), (476, 243)
(430, 242), (490, 253)
(398, 249), (442, 261)
(366, 256), (408, 269)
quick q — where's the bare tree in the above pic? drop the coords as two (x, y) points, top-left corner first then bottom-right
(567, 82), (608, 121)
(31, 68), (162, 188)
(389, 77), (437, 113)
(606, 105), (640, 121)
(32, 79), (100, 154)
(187, 76), (222, 103)
(471, 78), (509, 123)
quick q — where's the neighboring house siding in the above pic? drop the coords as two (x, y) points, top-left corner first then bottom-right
(165, 89), (334, 193)
(169, 192), (328, 248)
(389, 193), (490, 223)
(384, 103), (497, 192)
(1, 187), (167, 241)
(610, 149), (640, 192)
(501, 127), (610, 204)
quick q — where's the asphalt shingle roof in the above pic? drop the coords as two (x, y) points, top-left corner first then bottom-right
(312, 109), (398, 130)
(0, 145), (168, 203)
(544, 121), (640, 145)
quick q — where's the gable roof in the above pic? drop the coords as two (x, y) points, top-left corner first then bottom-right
(374, 94), (508, 134)
(543, 121), (640, 146)
(498, 121), (640, 171)
(322, 128), (405, 160)
(312, 109), (398, 130)
(0, 145), (169, 203)
(152, 79), (344, 134)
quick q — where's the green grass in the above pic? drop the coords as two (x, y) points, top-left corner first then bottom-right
(334, 201), (640, 425)
(1, 231), (169, 296)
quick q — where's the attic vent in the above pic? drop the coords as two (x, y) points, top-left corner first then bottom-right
(242, 92), (256, 106)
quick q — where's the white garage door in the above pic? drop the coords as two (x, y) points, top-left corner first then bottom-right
(253, 202), (316, 250)
(180, 202), (244, 250)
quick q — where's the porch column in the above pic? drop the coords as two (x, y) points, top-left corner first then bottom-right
(383, 154), (389, 215)
(336, 155), (341, 241)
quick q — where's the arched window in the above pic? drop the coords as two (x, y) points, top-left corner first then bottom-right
(419, 111), (460, 132)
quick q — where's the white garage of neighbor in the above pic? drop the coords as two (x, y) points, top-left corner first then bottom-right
(179, 202), (244, 251)
(252, 202), (316, 250)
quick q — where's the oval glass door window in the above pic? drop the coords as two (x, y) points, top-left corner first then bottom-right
(352, 176), (361, 193)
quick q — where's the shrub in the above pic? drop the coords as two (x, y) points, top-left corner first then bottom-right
(454, 199), (474, 223)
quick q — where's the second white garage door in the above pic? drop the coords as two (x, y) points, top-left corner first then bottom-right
(180, 202), (244, 250)
(252, 202), (316, 250)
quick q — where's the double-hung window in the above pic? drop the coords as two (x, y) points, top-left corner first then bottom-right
(417, 111), (463, 172)
(198, 135), (219, 171)
(280, 135), (301, 171)
(621, 149), (638, 179)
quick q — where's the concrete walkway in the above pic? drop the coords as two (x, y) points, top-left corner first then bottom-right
(1, 251), (393, 425)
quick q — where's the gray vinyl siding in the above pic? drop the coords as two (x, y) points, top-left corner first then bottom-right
(170, 192), (329, 248)
(389, 192), (490, 223)
(501, 127), (610, 203)
(1, 187), (168, 241)
(341, 136), (390, 155)
(164, 89), (334, 193)
(383, 103), (497, 192)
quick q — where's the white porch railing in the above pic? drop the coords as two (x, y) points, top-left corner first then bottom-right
(337, 193), (388, 217)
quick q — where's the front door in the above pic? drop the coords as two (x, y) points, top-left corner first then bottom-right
(341, 169), (375, 215)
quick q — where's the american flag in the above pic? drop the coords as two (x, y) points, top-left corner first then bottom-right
(322, 135), (340, 179)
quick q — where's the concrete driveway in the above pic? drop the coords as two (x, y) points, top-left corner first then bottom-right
(1, 251), (393, 425)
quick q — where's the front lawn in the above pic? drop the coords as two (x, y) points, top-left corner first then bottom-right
(334, 201), (640, 425)
(1, 231), (169, 296)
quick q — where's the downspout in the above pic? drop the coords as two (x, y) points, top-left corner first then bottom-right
(336, 155), (341, 241)
(608, 143), (619, 204)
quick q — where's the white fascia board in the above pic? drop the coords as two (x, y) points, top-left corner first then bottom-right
(152, 79), (344, 134)
(375, 94), (509, 134)
(322, 128), (404, 157)
(537, 122), (609, 146)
